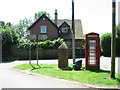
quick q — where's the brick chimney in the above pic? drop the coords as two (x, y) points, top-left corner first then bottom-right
(54, 9), (58, 26)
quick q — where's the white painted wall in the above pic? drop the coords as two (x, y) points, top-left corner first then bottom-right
(100, 57), (120, 74)
(118, 1), (120, 24)
(116, 57), (120, 74)
(117, 1), (120, 74)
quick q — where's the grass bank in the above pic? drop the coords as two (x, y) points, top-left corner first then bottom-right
(12, 64), (120, 87)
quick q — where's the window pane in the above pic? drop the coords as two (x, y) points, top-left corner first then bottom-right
(89, 60), (96, 63)
(62, 28), (68, 33)
(89, 60), (96, 65)
(41, 26), (47, 33)
(89, 43), (95, 46)
(89, 40), (96, 43)
(89, 56), (96, 60)
(89, 53), (95, 56)
(89, 49), (96, 52)
(89, 46), (95, 49)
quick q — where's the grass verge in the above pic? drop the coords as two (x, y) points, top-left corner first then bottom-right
(12, 64), (120, 87)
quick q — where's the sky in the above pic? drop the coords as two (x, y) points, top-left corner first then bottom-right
(0, 0), (120, 36)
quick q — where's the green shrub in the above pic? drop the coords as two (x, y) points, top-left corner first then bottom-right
(38, 40), (54, 49)
(52, 38), (64, 48)
(116, 37), (120, 57)
(101, 32), (120, 57)
(100, 33), (111, 57)
(31, 42), (37, 50)
(116, 24), (120, 56)
(18, 38), (64, 50)
(117, 24), (120, 37)
(18, 42), (29, 50)
(38, 41), (46, 49)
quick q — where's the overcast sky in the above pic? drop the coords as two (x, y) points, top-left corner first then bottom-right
(0, 0), (120, 35)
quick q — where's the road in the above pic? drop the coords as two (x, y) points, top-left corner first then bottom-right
(0, 57), (120, 89)
(0, 59), (87, 89)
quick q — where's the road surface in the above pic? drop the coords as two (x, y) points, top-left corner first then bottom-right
(0, 59), (87, 89)
(0, 57), (120, 89)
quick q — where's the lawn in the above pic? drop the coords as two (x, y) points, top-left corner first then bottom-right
(12, 64), (120, 87)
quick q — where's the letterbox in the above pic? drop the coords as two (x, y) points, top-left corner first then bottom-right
(85, 32), (100, 70)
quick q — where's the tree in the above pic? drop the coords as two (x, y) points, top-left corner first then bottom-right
(34, 11), (51, 21)
(6, 22), (12, 27)
(15, 18), (33, 42)
(2, 22), (19, 60)
(0, 21), (5, 28)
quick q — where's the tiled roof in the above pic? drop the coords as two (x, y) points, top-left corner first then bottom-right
(57, 19), (84, 39)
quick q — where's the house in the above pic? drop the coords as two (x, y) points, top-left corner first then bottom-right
(28, 14), (59, 41)
(28, 10), (84, 48)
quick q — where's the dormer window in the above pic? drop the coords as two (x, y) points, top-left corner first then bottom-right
(62, 27), (68, 33)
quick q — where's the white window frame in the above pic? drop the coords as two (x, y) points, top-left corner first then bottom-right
(40, 26), (47, 33)
(62, 27), (68, 33)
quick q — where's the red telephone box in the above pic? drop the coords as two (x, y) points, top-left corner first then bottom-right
(85, 32), (100, 70)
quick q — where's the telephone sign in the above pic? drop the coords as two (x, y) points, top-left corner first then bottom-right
(85, 32), (100, 70)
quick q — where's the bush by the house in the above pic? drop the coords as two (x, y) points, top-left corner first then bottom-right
(18, 42), (37, 50)
(18, 38), (64, 50)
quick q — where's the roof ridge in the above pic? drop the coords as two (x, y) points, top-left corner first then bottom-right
(28, 14), (59, 30)
(52, 19), (81, 21)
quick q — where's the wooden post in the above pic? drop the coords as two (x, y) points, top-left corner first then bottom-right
(111, 0), (116, 79)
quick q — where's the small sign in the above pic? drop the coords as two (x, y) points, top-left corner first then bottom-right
(27, 34), (36, 40)
(38, 35), (48, 40)
(87, 35), (98, 38)
(27, 34), (48, 41)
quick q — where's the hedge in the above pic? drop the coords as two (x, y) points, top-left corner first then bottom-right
(18, 38), (64, 50)
(100, 33), (120, 57)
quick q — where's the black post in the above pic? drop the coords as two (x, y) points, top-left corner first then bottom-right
(72, 0), (75, 63)
(36, 35), (39, 65)
(29, 43), (31, 64)
(111, 0), (116, 79)
(72, 0), (75, 34)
